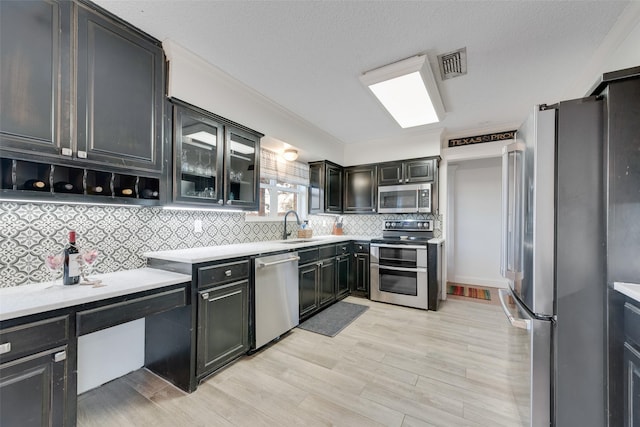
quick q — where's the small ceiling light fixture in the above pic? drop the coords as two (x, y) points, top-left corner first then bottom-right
(360, 54), (445, 128)
(282, 148), (299, 161)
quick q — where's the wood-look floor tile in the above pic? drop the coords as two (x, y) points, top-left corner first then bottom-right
(78, 296), (523, 427)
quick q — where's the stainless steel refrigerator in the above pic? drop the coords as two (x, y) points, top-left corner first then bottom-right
(500, 97), (606, 426)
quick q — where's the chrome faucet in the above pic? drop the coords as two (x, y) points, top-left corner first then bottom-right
(283, 210), (301, 240)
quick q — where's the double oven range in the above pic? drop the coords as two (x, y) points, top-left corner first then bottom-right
(370, 219), (441, 311)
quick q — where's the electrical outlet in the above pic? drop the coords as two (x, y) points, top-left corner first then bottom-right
(194, 219), (203, 233)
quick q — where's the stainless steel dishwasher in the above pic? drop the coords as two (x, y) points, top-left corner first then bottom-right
(253, 252), (300, 350)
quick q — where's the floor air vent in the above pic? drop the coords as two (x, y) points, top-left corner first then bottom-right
(438, 47), (467, 80)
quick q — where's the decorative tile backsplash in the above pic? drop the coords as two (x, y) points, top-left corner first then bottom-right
(0, 202), (441, 287)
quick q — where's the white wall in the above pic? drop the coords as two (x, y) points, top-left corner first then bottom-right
(164, 40), (345, 164)
(448, 157), (508, 288)
(77, 319), (145, 394)
(568, 1), (640, 98)
(343, 129), (442, 166)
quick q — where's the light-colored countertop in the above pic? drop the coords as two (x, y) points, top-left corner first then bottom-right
(144, 235), (374, 264)
(614, 282), (640, 303)
(0, 268), (191, 322)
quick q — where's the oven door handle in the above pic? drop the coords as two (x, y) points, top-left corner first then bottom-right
(371, 243), (427, 250)
(379, 265), (427, 273)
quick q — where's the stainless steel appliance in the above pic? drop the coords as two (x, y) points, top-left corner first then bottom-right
(253, 252), (300, 350)
(370, 219), (439, 310)
(378, 183), (431, 214)
(500, 98), (606, 426)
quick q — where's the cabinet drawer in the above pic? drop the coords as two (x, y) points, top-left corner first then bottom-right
(0, 316), (69, 361)
(198, 259), (249, 288)
(76, 287), (187, 336)
(319, 245), (336, 260)
(298, 248), (319, 265)
(624, 302), (640, 346)
(336, 242), (351, 255)
(353, 242), (370, 253)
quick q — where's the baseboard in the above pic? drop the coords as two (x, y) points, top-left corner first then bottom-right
(449, 275), (508, 289)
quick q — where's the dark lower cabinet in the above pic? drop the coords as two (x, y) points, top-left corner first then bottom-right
(318, 258), (336, 308)
(336, 254), (350, 299)
(299, 262), (320, 319)
(0, 346), (68, 427)
(197, 280), (249, 377)
(352, 253), (369, 297)
(624, 342), (640, 427)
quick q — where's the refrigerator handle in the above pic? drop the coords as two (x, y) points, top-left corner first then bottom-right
(501, 142), (525, 278)
(500, 147), (509, 276)
(498, 289), (530, 330)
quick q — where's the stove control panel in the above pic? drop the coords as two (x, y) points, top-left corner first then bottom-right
(383, 219), (433, 231)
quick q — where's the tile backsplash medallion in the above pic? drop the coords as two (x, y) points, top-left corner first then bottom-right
(0, 202), (441, 287)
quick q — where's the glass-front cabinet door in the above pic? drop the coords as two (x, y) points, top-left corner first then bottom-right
(224, 126), (259, 208)
(174, 104), (224, 205)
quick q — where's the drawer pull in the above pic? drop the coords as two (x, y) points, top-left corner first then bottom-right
(0, 342), (11, 355)
(54, 351), (66, 362)
(202, 292), (210, 300)
(225, 270), (232, 277)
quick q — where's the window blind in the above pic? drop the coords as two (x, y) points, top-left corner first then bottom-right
(260, 148), (309, 186)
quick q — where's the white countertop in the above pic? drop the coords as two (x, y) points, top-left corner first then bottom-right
(0, 268), (192, 322)
(144, 235), (373, 264)
(614, 282), (640, 303)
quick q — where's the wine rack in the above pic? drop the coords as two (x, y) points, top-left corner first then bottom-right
(0, 158), (161, 205)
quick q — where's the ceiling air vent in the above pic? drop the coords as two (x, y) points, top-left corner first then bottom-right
(437, 47), (467, 80)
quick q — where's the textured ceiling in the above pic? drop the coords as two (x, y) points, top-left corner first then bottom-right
(94, 0), (629, 146)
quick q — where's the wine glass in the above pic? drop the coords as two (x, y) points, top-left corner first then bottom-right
(44, 252), (64, 285)
(80, 248), (99, 284)
(181, 149), (190, 173)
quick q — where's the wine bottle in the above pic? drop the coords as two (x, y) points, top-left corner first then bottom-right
(87, 185), (105, 195)
(22, 179), (49, 191)
(53, 181), (75, 193)
(63, 230), (81, 285)
(115, 187), (135, 197)
(140, 188), (159, 199)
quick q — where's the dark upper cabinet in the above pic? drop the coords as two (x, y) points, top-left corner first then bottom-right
(170, 100), (261, 210)
(173, 103), (224, 205)
(377, 162), (403, 186)
(76, 3), (164, 174)
(1, 0), (164, 175)
(224, 126), (260, 209)
(344, 165), (377, 213)
(308, 161), (343, 214)
(378, 158), (436, 185)
(0, 0), (72, 157)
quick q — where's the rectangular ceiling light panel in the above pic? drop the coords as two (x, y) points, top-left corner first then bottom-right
(361, 55), (445, 128)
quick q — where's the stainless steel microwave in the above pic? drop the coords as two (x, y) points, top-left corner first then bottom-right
(378, 183), (432, 213)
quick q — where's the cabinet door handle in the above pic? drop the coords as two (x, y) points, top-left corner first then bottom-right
(225, 270), (232, 277)
(61, 148), (72, 157)
(0, 342), (11, 355)
(54, 351), (66, 362)
(202, 292), (210, 300)
(77, 150), (88, 159)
